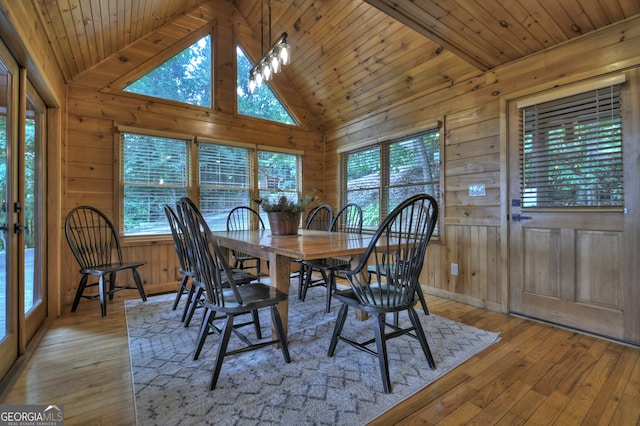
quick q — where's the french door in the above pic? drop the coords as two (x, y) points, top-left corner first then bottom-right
(0, 42), (46, 380)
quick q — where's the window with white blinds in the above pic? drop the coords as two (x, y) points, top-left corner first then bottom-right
(120, 130), (302, 236)
(121, 132), (189, 235)
(341, 128), (440, 231)
(520, 85), (623, 208)
(199, 142), (252, 230)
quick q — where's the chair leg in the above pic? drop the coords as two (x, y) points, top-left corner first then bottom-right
(328, 304), (349, 356)
(132, 267), (147, 301)
(408, 307), (436, 369)
(184, 286), (203, 327)
(297, 264), (306, 300)
(300, 266), (313, 301)
(182, 282), (197, 322)
(252, 310), (262, 339)
(108, 272), (116, 300)
(373, 313), (391, 393)
(99, 274), (107, 317)
(271, 306), (291, 363)
(71, 275), (89, 312)
(325, 271), (335, 314)
(416, 284), (429, 315)
(210, 314), (235, 390)
(194, 308), (214, 360)
(172, 275), (189, 311)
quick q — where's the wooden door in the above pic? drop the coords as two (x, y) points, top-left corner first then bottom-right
(508, 72), (640, 345)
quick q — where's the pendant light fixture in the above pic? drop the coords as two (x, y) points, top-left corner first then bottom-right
(249, 0), (290, 93)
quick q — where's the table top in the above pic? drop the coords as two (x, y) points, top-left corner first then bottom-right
(212, 229), (373, 261)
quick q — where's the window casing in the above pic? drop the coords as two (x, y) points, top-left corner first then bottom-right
(520, 84), (623, 209)
(341, 128), (441, 232)
(120, 130), (302, 236)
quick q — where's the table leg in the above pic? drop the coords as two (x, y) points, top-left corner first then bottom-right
(268, 252), (291, 340)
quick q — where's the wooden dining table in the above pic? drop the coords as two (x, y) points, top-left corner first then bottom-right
(212, 228), (373, 338)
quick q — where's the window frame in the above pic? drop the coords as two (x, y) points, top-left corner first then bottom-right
(117, 127), (303, 237)
(340, 126), (442, 234)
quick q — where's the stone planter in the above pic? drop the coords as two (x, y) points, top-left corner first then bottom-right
(267, 211), (301, 236)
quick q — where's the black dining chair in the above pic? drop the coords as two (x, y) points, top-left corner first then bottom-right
(296, 204), (333, 299)
(177, 203), (259, 329)
(327, 194), (439, 393)
(298, 203), (362, 313)
(226, 206), (268, 280)
(164, 204), (201, 322)
(65, 205), (147, 317)
(177, 197), (290, 390)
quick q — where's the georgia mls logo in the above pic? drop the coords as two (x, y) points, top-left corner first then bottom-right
(0, 404), (64, 425)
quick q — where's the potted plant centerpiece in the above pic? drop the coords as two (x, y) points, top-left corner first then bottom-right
(257, 192), (316, 236)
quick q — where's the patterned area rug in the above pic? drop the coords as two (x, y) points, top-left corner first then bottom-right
(126, 283), (499, 425)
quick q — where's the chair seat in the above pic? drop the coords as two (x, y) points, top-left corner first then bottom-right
(83, 261), (145, 275)
(207, 283), (287, 313)
(333, 284), (415, 315)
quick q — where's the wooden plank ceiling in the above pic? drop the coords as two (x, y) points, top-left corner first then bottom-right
(31, 0), (640, 129)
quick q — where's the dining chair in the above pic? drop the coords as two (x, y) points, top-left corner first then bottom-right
(296, 204), (333, 299)
(65, 205), (147, 317)
(164, 204), (197, 321)
(226, 206), (268, 280)
(327, 194), (438, 393)
(177, 197), (290, 389)
(298, 203), (362, 313)
(177, 203), (259, 330)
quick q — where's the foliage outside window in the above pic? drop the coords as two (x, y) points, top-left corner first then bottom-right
(121, 133), (189, 235)
(123, 35), (212, 108)
(521, 85), (623, 208)
(342, 128), (441, 232)
(236, 46), (296, 125)
(120, 131), (302, 235)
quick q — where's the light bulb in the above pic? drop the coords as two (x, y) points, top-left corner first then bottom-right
(262, 61), (272, 81)
(270, 52), (281, 73)
(249, 76), (256, 93)
(279, 41), (290, 65)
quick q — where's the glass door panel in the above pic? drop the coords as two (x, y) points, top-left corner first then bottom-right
(0, 43), (18, 379)
(23, 85), (45, 334)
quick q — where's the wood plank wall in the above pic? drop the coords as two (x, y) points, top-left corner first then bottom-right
(62, 2), (324, 303)
(326, 16), (640, 312)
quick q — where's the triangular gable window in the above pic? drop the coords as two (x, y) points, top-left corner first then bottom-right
(124, 35), (212, 108)
(236, 46), (296, 125)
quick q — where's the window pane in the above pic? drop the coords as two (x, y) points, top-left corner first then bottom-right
(121, 133), (188, 235)
(236, 46), (296, 125)
(388, 132), (440, 211)
(344, 147), (380, 230)
(199, 143), (252, 230)
(257, 150), (300, 227)
(522, 86), (623, 208)
(124, 35), (212, 108)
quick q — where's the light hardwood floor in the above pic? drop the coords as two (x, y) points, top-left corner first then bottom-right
(2, 291), (640, 425)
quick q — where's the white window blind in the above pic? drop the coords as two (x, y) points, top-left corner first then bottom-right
(521, 85), (623, 208)
(198, 142), (253, 230)
(121, 133), (189, 235)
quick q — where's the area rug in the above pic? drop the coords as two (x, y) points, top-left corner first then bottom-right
(125, 283), (500, 425)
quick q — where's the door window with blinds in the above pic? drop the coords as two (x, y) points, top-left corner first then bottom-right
(520, 84), (623, 209)
(341, 128), (440, 231)
(120, 130), (301, 235)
